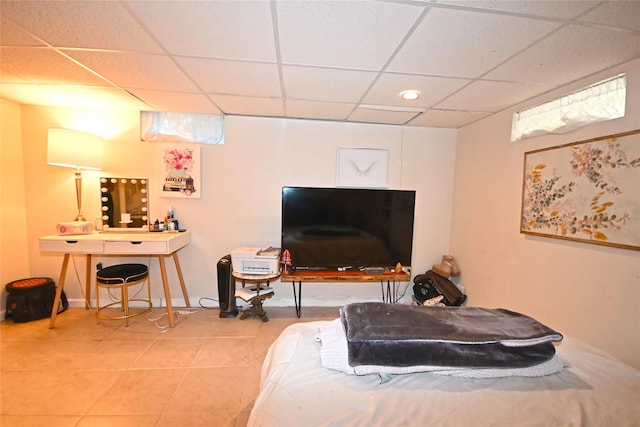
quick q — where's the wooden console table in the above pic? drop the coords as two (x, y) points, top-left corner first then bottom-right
(280, 269), (410, 317)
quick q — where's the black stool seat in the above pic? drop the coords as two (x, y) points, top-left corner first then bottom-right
(97, 264), (148, 285)
(95, 263), (151, 326)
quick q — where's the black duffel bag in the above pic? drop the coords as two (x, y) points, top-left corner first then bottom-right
(413, 270), (467, 306)
(5, 277), (68, 322)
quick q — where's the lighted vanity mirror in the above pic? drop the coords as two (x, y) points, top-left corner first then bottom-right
(100, 177), (149, 231)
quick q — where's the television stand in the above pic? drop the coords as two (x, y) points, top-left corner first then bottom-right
(280, 269), (410, 317)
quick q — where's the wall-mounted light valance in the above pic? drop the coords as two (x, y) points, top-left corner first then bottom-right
(140, 111), (224, 144)
(511, 74), (626, 142)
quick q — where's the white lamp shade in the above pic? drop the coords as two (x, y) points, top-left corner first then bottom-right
(47, 128), (104, 170)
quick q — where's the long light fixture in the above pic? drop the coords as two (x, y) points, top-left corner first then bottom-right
(47, 128), (104, 221)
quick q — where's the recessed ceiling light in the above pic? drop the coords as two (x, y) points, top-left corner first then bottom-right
(399, 90), (420, 101)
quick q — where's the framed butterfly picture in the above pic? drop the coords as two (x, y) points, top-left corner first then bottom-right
(336, 148), (389, 188)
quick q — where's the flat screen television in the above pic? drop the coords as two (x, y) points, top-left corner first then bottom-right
(281, 186), (416, 270)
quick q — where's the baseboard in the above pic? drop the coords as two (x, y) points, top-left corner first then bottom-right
(58, 295), (396, 309)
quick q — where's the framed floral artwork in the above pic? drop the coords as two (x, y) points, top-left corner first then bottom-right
(158, 144), (201, 198)
(521, 129), (640, 251)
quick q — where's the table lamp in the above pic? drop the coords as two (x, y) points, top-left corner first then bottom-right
(47, 128), (104, 221)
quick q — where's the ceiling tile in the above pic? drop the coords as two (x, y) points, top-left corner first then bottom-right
(437, 80), (554, 112)
(485, 24), (640, 85)
(66, 50), (199, 92)
(0, 17), (45, 46)
(0, 69), (27, 83)
(363, 73), (471, 108)
(0, 47), (110, 86)
(209, 94), (284, 117)
(577, 1), (640, 32)
(285, 99), (355, 121)
(1, 0), (637, 129)
(277, 1), (424, 69)
(434, 0), (600, 19)
(126, 89), (222, 115)
(408, 109), (491, 128)
(1, 1), (162, 53)
(348, 106), (421, 126)
(125, 0), (276, 61)
(282, 66), (377, 103)
(178, 57), (281, 98)
(0, 83), (149, 110)
(388, 7), (561, 78)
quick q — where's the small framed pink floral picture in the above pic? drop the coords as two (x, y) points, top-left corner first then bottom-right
(521, 129), (640, 251)
(158, 143), (201, 199)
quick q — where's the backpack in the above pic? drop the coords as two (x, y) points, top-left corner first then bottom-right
(5, 277), (68, 323)
(413, 270), (467, 306)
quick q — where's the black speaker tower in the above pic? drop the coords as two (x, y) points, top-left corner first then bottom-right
(216, 255), (238, 318)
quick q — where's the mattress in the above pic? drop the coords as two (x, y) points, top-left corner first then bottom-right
(248, 320), (640, 427)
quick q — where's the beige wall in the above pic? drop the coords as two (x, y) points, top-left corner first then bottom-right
(451, 58), (640, 369)
(2, 105), (457, 315)
(1, 98), (30, 311)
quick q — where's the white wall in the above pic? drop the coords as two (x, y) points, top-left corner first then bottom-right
(1, 99), (30, 313)
(451, 58), (640, 369)
(6, 107), (457, 315)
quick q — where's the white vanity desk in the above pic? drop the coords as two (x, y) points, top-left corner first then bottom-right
(39, 230), (191, 328)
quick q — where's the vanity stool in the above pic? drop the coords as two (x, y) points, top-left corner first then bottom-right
(96, 263), (152, 326)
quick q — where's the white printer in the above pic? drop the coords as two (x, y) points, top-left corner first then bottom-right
(231, 247), (281, 275)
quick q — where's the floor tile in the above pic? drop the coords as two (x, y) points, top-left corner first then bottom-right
(0, 306), (339, 426)
(0, 415), (81, 427)
(163, 367), (246, 414)
(75, 414), (160, 427)
(87, 368), (188, 415)
(1, 369), (122, 415)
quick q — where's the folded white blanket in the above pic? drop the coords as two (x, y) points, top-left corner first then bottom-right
(316, 318), (568, 378)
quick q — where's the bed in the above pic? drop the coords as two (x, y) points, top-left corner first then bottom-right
(248, 303), (639, 427)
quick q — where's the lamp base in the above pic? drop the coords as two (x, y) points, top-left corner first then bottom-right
(74, 214), (86, 221)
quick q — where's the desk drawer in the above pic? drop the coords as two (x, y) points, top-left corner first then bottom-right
(39, 239), (104, 253)
(104, 240), (168, 254)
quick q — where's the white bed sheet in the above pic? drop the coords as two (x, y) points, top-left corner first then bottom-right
(248, 321), (640, 427)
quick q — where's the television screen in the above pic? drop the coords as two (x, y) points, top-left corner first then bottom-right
(281, 186), (416, 269)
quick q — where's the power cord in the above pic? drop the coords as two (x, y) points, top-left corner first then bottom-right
(198, 297), (219, 309)
(393, 281), (411, 303)
(145, 307), (199, 332)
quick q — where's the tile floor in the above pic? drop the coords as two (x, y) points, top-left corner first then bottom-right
(0, 305), (340, 427)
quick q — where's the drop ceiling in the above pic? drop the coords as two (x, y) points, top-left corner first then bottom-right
(1, 0), (639, 128)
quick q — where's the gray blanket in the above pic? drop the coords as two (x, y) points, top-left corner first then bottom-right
(340, 303), (563, 368)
